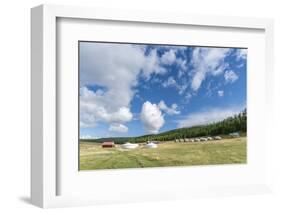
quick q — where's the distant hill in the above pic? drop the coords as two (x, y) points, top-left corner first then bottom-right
(81, 109), (247, 144)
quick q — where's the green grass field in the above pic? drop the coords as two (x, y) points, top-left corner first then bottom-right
(79, 137), (247, 170)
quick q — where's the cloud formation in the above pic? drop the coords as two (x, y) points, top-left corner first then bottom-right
(158, 100), (180, 115)
(80, 43), (143, 129)
(235, 49), (247, 60)
(80, 43), (246, 137)
(141, 49), (167, 79)
(162, 76), (188, 95)
(190, 47), (231, 91)
(178, 106), (243, 128)
(80, 87), (133, 128)
(224, 70), (239, 83)
(160, 49), (177, 65)
(162, 76), (177, 88)
(109, 123), (128, 133)
(80, 43), (181, 131)
(218, 90), (224, 97)
(140, 101), (165, 134)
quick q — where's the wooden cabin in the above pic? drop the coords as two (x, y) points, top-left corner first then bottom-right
(102, 141), (115, 148)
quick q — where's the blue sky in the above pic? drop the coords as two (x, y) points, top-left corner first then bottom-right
(79, 42), (247, 139)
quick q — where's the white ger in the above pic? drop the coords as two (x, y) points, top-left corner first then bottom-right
(145, 142), (158, 148)
(121, 142), (139, 149)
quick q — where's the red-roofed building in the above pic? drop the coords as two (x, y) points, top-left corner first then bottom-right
(102, 141), (115, 148)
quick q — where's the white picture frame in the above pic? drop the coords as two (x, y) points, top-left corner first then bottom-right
(31, 4), (274, 208)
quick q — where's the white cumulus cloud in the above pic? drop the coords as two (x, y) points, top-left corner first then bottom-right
(224, 70), (239, 83)
(218, 90), (224, 97)
(160, 49), (177, 65)
(158, 100), (180, 115)
(79, 43), (179, 130)
(235, 49), (247, 60)
(162, 76), (188, 95)
(162, 76), (177, 88)
(190, 47), (231, 91)
(140, 101), (165, 134)
(178, 106), (243, 128)
(141, 49), (166, 79)
(109, 123), (128, 133)
(80, 86), (133, 128)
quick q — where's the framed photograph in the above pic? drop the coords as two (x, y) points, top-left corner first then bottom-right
(31, 4), (274, 208)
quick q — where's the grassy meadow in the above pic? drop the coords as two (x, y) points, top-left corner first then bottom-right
(79, 137), (247, 170)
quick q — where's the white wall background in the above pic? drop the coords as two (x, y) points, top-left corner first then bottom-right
(0, 0), (280, 212)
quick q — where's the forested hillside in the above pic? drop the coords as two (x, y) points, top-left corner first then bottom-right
(82, 109), (247, 144)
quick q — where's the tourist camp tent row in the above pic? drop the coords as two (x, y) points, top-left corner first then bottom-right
(100, 133), (238, 148)
(174, 136), (222, 143)
(102, 141), (158, 149)
(229, 132), (240, 137)
(121, 142), (158, 149)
